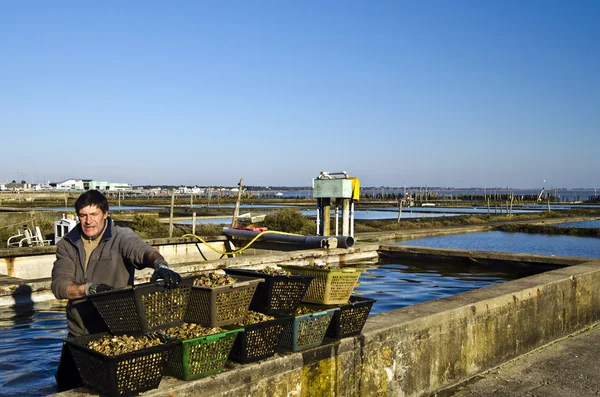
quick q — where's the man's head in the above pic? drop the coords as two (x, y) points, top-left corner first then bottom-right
(74, 190), (109, 238)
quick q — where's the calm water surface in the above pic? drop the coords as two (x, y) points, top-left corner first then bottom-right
(0, 301), (67, 397)
(555, 220), (600, 228)
(395, 230), (600, 258)
(354, 260), (557, 315)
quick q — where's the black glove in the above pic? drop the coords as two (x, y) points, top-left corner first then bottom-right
(85, 283), (113, 295)
(151, 260), (181, 288)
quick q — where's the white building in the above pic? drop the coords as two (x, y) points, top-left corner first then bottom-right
(54, 179), (132, 191)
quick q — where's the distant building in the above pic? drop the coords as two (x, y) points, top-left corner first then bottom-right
(52, 179), (132, 191)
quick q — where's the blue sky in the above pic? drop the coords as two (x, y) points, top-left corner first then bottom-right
(1, 1), (598, 188)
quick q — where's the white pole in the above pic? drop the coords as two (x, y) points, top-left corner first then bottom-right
(342, 199), (350, 236)
(335, 206), (339, 236)
(315, 201), (320, 236)
(350, 201), (354, 238)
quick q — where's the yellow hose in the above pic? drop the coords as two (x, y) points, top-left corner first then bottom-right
(182, 230), (302, 255)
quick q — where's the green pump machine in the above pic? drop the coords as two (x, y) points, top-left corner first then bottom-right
(313, 171), (360, 238)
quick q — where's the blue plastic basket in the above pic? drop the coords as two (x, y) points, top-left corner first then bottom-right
(278, 307), (338, 352)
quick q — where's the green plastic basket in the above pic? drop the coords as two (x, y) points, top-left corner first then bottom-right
(165, 328), (242, 380)
(278, 307), (338, 352)
(279, 265), (364, 305)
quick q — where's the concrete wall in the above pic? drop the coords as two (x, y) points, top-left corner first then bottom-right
(0, 239), (239, 280)
(54, 258), (600, 397)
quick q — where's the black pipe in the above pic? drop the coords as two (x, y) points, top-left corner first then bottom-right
(222, 228), (354, 249)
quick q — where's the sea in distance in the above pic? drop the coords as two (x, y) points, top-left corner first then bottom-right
(255, 187), (598, 202)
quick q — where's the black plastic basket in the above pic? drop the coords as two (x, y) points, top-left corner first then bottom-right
(278, 306), (338, 352)
(325, 295), (376, 339)
(165, 328), (242, 380)
(227, 316), (290, 363)
(66, 333), (176, 397)
(224, 268), (314, 315)
(87, 281), (191, 334)
(183, 275), (263, 327)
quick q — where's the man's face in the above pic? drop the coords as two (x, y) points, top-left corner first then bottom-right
(77, 205), (108, 237)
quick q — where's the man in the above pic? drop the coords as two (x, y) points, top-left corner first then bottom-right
(51, 189), (181, 389)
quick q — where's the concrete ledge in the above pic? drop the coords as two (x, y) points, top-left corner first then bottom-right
(378, 243), (590, 267)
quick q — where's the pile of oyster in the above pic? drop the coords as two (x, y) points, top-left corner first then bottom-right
(305, 264), (331, 269)
(233, 310), (275, 327)
(160, 322), (226, 340)
(86, 334), (163, 356)
(256, 266), (291, 276)
(295, 305), (317, 316)
(192, 272), (237, 287)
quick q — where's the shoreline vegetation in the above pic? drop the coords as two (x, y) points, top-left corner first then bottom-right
(1, 192), (599, 245)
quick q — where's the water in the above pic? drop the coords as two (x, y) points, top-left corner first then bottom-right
(555, 220), (600, 228)
(395, 230), (600, 258)
(39, 205), (165, 211)
(354, 261), (557, 315)
(299, 209), (460, 220)
(0, 301), (67, 397)
(176, 209), (461, 225)
(374, 206), (541, 214)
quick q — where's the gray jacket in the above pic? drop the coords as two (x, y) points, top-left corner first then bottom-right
(51, 217), (156, 336)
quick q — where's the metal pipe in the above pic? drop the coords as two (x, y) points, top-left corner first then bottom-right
(222, 228), (354, 249)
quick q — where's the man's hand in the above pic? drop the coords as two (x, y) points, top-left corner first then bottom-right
(151, 260), (182, 288)
(85, 283), (113, 295)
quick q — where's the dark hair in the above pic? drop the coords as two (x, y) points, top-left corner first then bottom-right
(74, 190), (109, 214)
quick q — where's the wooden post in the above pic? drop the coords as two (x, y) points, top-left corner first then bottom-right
(169, 189), (175, 238)
(64, 193), (68, 209)
(192, 212), (196, 235)
(118, 191), (121, 213)
(231, 178), (243, 228)
(190, 193), (193, 211)
(397, 199), (403, 223)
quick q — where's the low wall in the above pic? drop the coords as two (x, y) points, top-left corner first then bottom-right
(55, 257), (600, 397)
(0, 238), (243, 280)
(0, 244), (380, 305)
